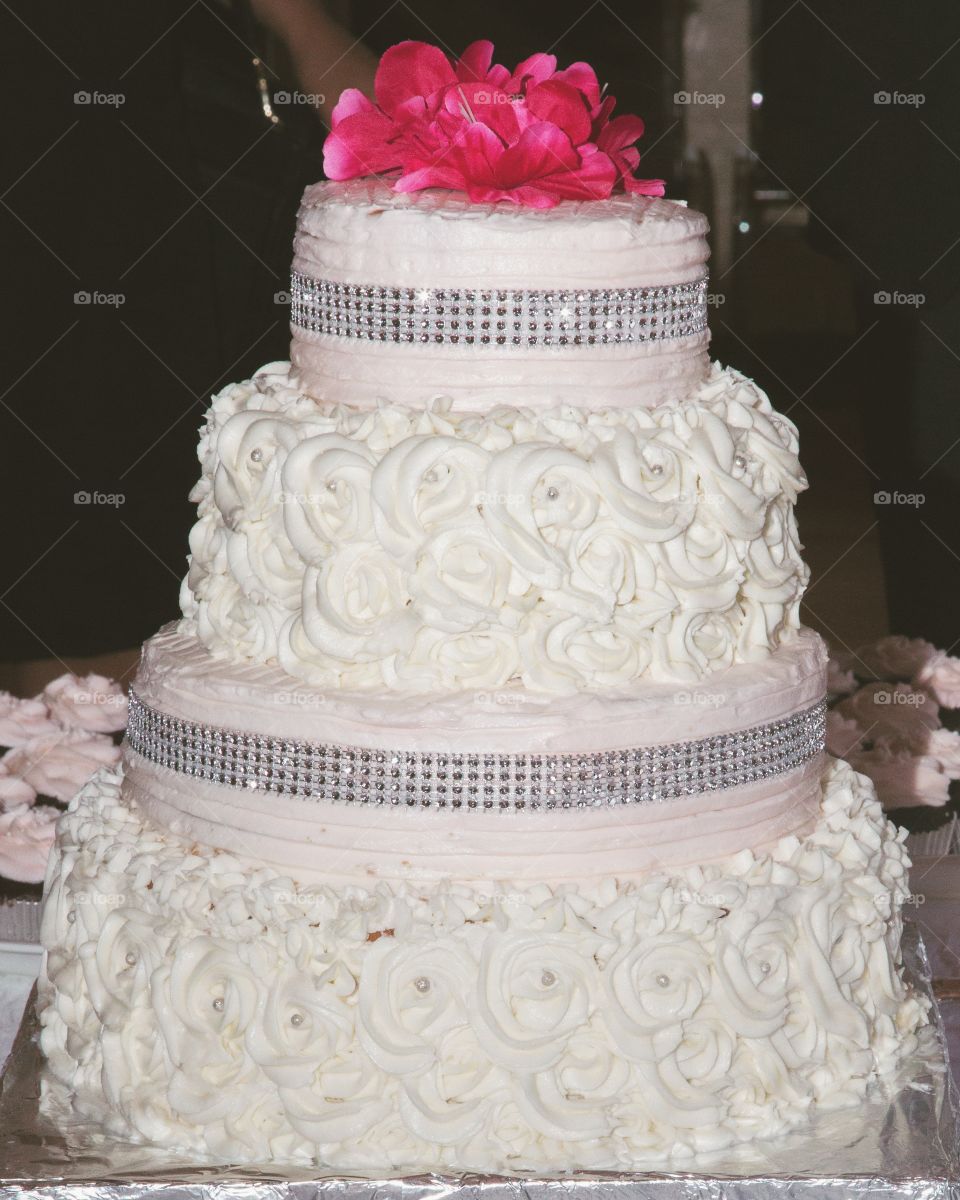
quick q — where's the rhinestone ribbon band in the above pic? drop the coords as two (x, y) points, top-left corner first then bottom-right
(290, 272), (709, 348)
(125, 693), (826, 813)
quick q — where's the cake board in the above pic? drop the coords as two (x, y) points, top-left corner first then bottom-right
(1, 921), (957, 1200)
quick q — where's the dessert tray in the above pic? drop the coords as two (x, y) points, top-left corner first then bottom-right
(1, 923), (957, 1200)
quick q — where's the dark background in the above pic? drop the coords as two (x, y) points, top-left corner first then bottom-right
(2, 0), (959, 685)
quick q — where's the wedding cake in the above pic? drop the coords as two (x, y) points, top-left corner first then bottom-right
(37, 40), (928, 1171)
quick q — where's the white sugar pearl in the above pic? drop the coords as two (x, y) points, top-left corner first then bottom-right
(734, 453), (747, 470)
(250, 448), (263, 463)
(124, 952), (137, 966)
(759, 960), (772, 975)
(414, 976), (432, 994)
(212, 997), (225, 1012)
(290, 1012), (304, 1027)
(650, 463), (664, 476)
(541, 969), (558, 988)
(656, 973), (671, 989)
(546, 486), (560, 500)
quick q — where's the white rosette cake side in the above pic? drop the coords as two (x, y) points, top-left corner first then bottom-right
(37, 35), (929, 1172)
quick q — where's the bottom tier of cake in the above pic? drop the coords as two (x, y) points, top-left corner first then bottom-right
(37, 757), (928, 1172)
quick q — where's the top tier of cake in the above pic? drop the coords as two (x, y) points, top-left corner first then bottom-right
(290, 180), (711, 410)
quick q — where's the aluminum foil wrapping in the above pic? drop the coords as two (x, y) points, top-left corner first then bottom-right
(1, 923), (957, 1200)
(0, 899), (41, 946)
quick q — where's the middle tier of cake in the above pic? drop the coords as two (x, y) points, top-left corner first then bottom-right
(122, 623), (827, 884)
(180, 361), (809, 693)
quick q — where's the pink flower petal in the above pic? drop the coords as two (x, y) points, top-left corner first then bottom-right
(456, 40), (495, 81)
(553, 61), (602, 110)
(496, 121), (580, 187)
(322, 40), (660, 208)
(396, 121), (505, 196)
(507, 52), (558, 91)
(446, 82), (521, 142)
(375, 41), (457, 118)
(526, 80), (593, 145)
(623, 174), (666, 197)
(323, 110), (405, 180)
(330, 87), (376, 127)
(597, 112), (647, 154)
(394, 162), (468, 194)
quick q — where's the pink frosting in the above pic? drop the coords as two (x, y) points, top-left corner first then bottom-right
(0, 804), (58, 884)
(123, 751), (823, 883)
(0, 764), (37, 812)
(42, 674), (127, 734)
(0, 694), (59, 748)
(289, 330), (711, 411)
(845, 745), (950, 809)
(135, 625), (827, 755)
(289, 180), (711, 411)
(3, 732), (121, 803)
(123, 625), (827, 880)
(917, 652), (960, 708)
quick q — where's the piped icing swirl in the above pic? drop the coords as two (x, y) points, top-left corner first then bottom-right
(38, 758), (928, 1169)
(180, 361), (809, 694)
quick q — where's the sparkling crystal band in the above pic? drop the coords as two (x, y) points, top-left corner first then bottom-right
(290, 271), (709, 348)
(125, 693), (825, 813)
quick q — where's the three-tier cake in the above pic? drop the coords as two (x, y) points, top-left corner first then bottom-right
(37, 40), (927, 1172)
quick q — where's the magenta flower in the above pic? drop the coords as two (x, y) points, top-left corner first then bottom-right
(323, 40), (664, 209)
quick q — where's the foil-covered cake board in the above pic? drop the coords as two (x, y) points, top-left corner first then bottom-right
(1, 925), (957, 1200)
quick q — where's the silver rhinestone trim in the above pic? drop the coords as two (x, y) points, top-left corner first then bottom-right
(125, 692), (825, 812)
(289, 272), (709, 348)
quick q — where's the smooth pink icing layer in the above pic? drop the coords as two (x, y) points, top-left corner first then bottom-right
(136, 625), (827, 755)
(122, 750), (823, 883)
(289, 180), (712, 410)
(289, 330), (711, 411)
(294, 181), (710, 291)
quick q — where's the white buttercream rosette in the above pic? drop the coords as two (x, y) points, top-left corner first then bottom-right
(37, 757), (929, 1170)
(181, 363), (809, 692)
